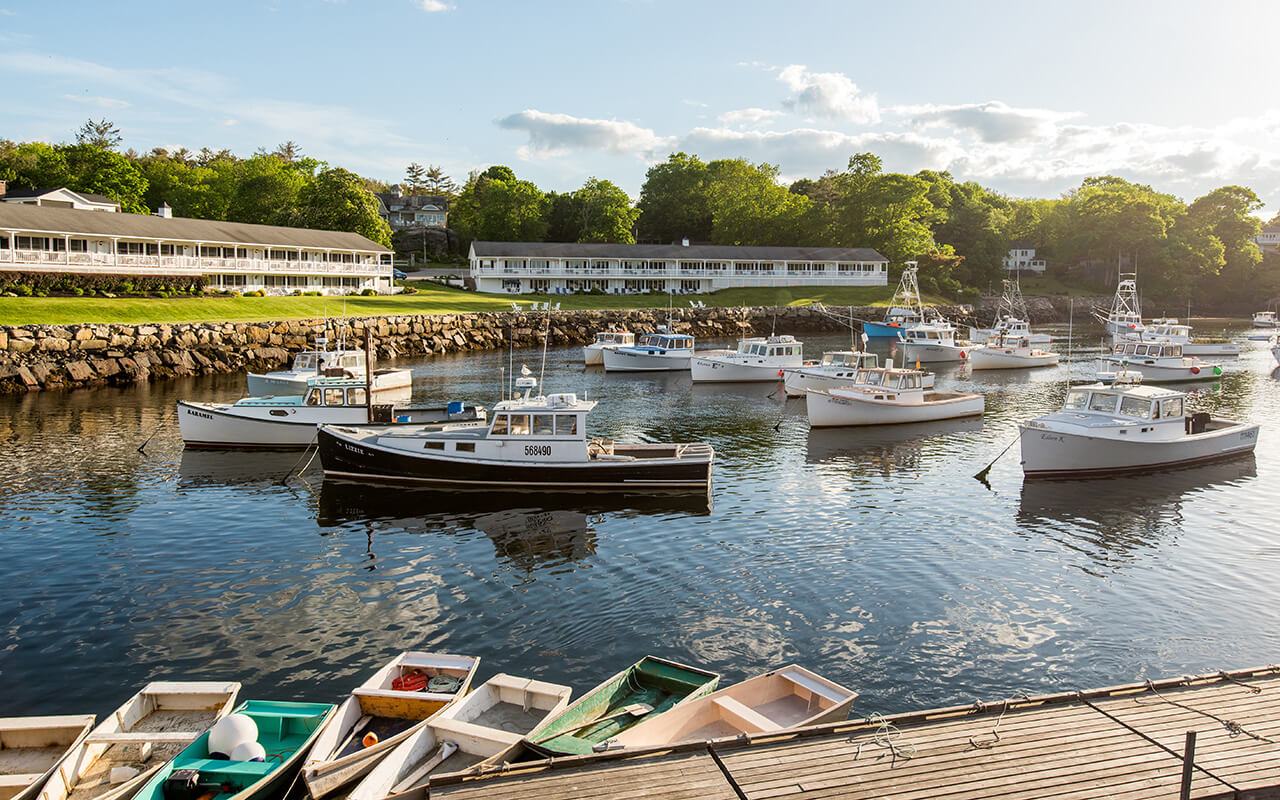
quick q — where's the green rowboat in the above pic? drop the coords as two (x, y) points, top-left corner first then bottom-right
(523, 656), (719, 757)
(131, 700), (336, 800)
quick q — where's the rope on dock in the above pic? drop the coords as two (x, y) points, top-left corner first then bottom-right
(966, 690), (1030, 750)
(1134, 679), (1279, 745)
(850, 713), (916, 765)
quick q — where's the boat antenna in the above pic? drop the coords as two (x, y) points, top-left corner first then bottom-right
(537, 307), (550, 395)
(1066, 297), (1073, 386)
(508, 327), (514, 398)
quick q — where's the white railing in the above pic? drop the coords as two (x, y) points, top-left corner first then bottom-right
(0, 249), (385, 276)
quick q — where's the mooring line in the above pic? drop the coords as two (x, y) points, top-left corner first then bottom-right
(1133, 679), (1279, 744)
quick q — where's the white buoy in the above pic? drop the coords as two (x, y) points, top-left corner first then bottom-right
(209, 713), (258, 759)
(229, 741), (267, 762)
(109, 766), (140, 784)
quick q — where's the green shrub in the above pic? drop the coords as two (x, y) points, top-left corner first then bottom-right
(14, 284), (32, 297)
(399, 286), (417, 295)
(71, 287), (84, 296)
(361, 288), (376, 296)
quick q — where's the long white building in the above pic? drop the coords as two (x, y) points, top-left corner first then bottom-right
(470, 241), (889, 294)
(0, 201), (393, 295)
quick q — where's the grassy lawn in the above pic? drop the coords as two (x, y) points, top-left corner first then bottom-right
(0, 283), (910, 326)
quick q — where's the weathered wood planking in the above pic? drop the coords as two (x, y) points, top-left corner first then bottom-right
(429, 667), (1280, 800)
(430, 750), (739, 800)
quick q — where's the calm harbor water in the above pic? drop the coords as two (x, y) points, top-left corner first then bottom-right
(3, 323), (1279, 721)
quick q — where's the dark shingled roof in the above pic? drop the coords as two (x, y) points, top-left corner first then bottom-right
(377, 193), (449, 212)
(2, 187), (119, 205)
(0, 204), (390, 252)
(470, 241), (887, 262)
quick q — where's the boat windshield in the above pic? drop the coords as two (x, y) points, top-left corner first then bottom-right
(862, 370), (884, 386)
(1063, 390), (1089, 410)
(1158, 397), (1184, 419)
(1088, 393), (1118, 413)
(295, 354), (316, 370)
(1119, 396), (1153, 419)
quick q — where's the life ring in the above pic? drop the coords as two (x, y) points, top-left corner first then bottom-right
(1191, 366), (1200, 374)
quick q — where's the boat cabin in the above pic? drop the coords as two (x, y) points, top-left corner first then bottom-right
(737, 335), (801, 358)
(1254, 311), (1277, 325)
(593, 331), (634, 346)
(901, 324), (956, 343)
(487, 393), (589, 440)
(303, 383), (371, 407)
(1111, 341), (1183, 358)
(818, 351), (879, 369)
(1061, 384), (1184, 422)
(1143, 323), (1192, 340)
(291, 350), (366, 372)
(846, 367), (926, 391)
(884, 306), (922, 325)
(634, 333), (694, 352)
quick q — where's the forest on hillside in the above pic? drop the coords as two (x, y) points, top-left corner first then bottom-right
(2, 120), (1277, 308)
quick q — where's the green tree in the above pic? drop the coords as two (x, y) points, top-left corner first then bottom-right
(825, 153), (936, 266)
(422, 165), (458, 198)
(450, 168), (548, 243)
(573, 177), (639, 243)
(295, 167), (393, 246)
(60, 144), (149, 213)
(636, 152), (712, 243)
(704, 158), (812, 246)
(273, 141), (302, 162)
(404, 162), (426, 193)
(227, 154), (307, 225)
(1185, 185), (1263, 306)
(76, 118), (122, 150)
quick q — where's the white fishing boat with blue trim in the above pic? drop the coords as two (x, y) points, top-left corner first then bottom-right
(1096, 341), (1224, 382)
(690, 335), (803, 382)
(601, 330), (695, 372)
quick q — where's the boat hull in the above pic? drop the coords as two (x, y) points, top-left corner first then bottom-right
(601, 348), (692, 372)
(861, 321), (914, 338)
(1019, 420), (1259, 478)
(969, 348), (1059, 370)
(317, 427), (713, 490)
(899, 342), (969, 363)
(806, 390), (984, 427)
(1181, 342), (1241, 357)
(178, 402), (478, 449)
(0, 716), (96, 800)
(582, 344), (611, 366)
(783, 369), (933, 397)
(690, 357), (794, 383)
(1095, 358), (1223, 382)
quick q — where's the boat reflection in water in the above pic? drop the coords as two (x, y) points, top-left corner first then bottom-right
(177, 448), (313, 489)
(316, 479), (710, 572)
(1017, 456), (1258, 561)
(805, 416), (984, 477)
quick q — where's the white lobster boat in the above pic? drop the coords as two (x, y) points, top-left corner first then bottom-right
(897, 320), (971, 363)
(1097, 341), (1224, 382)
(783, 351), (934, 397)
(969, 280), (1050, 345)
(690, 335), (803, 382)
(601, 331), (695, 372)
(583, 330), (634, 366)
(178, 376), (484, 449)
(39, 682), (241, 800)
(1115, 319), (1240, 357)
(301, 653), (478, 799)
(246, 343), (410, 396)
(1253, 310), (1277, 328)
(969, 337), (1059, 370)
(1020, 374), (1259, 478)
(346, 674), (572, 800)
(1098, 274), (1144, 336)
(805, 363), (984, 427)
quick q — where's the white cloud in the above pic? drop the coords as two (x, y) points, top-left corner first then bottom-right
(677, 126), (955, 178)
(62, 93), (130, 109)
(417, 0), (453, 11)
(717, 107), (783, 126)
(0, 9), (16, 15)
(496, 109), (674, 160)
(897, 100), (1078, 144)
(777, 65), (879, 123)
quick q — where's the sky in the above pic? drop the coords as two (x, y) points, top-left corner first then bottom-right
(2, 0), (1279, 219)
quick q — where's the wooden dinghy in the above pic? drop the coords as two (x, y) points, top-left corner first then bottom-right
(130, 700), (335, 800)
(301, 653), (478, 799)
(605, 665), (856, 749)
(38, 682), (240, 800)
(0, 716), (95, 800)
(521, 656), (719, 757)
(347, 673), (572, 800)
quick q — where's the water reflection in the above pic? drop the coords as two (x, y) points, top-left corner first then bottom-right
(177, 449), (311, 489)
(805, 417), (985, 476)
(1016, 456), (1258, 565)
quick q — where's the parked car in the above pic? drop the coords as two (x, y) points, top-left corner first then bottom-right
(393, 269), (407, 280)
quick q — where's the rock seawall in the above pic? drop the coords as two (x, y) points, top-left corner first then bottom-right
(0, 304), (979, 394)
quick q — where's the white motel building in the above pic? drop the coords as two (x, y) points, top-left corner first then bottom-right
(469, 241), (889, 294)
(0, 188), (393, 295)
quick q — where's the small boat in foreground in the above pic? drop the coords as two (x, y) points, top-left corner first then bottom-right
(178, 377), (485, 449)
(604, 665), (856, 750)
(583, 329), (635, 366)
(1019, 374), (1259, 478)
(968, 337), (1059, 370)
(301, 653), (478, 799)
(317, 375), (714, 491)
(1096, 341), (1223, 382)
(39, 682), (241, 800)
(0, 715), (95, 800)
(522, 656), (719, 757)
(348, 673), (571, 800)
(130, 700), (335, 800)
(246, 344), (409, 397)
(690, 335), (803, 382)
(805, 364), (984, 427)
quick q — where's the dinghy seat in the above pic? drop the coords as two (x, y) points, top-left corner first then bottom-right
(712, 697), (782, 733)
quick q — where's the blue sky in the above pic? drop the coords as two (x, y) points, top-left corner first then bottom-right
(2, 0), (1279, 217)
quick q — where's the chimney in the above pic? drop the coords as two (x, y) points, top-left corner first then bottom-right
(681, 238), (690, 247)
(156, 202), (172, 219)
(0, 180), (6, 197)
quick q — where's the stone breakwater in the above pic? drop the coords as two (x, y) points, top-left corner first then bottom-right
(0, 297), (1102, 394)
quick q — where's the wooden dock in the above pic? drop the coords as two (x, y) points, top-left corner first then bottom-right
(429, 666), (1280, 800)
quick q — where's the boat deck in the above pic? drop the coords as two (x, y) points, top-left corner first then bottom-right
(430, 667), (1280, 800)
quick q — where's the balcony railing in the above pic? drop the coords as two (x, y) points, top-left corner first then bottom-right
(0, 249), (385, 275)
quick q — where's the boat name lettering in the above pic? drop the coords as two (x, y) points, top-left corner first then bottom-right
(188, 409), (214, 420)
(1038, 433), (1065, 441)
(338, 441), (367, 456)
(1241, 429), (1258, 440)
(525, 444), (552, 456)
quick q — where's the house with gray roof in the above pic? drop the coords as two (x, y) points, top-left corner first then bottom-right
(375, 186), (448, 229)
(0, 182), (121, 212)
(0, 199), (393, 295)
(469, 241), (888, 294)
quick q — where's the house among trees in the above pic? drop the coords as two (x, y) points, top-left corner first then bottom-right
(470, 241), (888, 294)
(1003, 242), (1046, 273)
(0, 182), (121, 213)
(375, 186), (449, 230)
(1256, 223), (1280, 252)
(0, 190), (393, 295)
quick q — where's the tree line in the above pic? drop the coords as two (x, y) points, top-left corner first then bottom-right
(1, 120), (1275, 306)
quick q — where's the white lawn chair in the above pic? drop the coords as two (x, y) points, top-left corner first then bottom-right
(510, 302), (521, 311)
